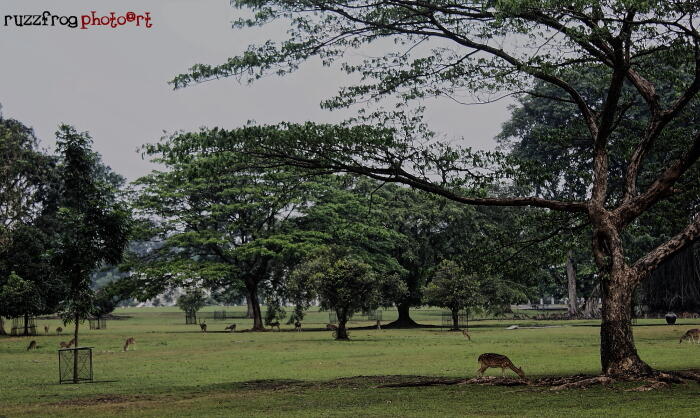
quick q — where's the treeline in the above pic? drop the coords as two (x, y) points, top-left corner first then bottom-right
(2, 100), (695, 340)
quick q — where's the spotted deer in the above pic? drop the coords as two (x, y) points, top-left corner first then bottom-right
(44, 325), (49, 335)
(294, 321), (302, 332)
(199, 321), (207, 332)
(476, 353), (526, 379)
(123, 337), (136, 351)
(269, 321), (281, 331)
(376, 320), (381, 330)
(224, 323), (237, 333)
(56, 327), (63, 336)
(27, 340), (37, 350)
(462, 329), (471, 341)
(679, 329), (700, 344)
(59, 338), (76, 349)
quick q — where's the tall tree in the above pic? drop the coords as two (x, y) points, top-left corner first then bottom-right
(130, 131), (318, 330)
(0, 112), (54, 246)
(0, 112), (61, 334)
(52, 125), (130, 381)
(172, 1), (700, 376)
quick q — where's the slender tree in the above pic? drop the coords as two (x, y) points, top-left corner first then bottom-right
(52, 125), (130, 382)
(171, 1), (700, 376)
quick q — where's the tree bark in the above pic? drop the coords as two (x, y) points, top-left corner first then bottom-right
(246, 282), (264, 331)
(599, 273), (652, 376)
(386, 303), (419, 328)
(245, 293), (255, 319)
(451, 309), (459, 330)
(590, 210), (653, 377)
(566, 251), (578, 317)
(335, 312), (349, 340)
(23, 312), (29, 336)
(0, 317), (6, 335)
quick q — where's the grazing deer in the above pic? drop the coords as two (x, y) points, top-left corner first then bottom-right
(294, 321), (302, 332)
(476, 353), (526, 379)
(59, 339), (75, 349)
(269, 321), (281, 331)
(123, 337), (136, 351)
(56, 327), (63, 336)
(679, 329), (700, 344)
(462, 329), (471, 341)
(326, 323), (338, 331)
(44, 325), (49, 335)
(199, 322), (207, 332)
(27, 340), (37, 351)
(225, 323), (237, 333)
(376, 320), (382, 330)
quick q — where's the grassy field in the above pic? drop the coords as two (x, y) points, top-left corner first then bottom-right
(1, 307), (699, 417)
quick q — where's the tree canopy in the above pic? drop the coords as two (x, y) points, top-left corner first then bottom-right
(169, 0), (700, 377)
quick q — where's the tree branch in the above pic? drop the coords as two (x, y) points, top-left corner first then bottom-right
(632, 213), (700, 280)
(617, 132), (700, 225)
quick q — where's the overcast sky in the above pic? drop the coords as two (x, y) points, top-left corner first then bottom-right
(0, 0), (511, 181)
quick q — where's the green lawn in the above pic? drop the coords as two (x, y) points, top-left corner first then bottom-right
(1, 307), (699, 417)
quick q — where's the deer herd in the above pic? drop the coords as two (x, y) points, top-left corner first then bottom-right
(15, 317), (700, 380)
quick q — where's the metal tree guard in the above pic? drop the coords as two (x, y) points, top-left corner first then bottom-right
(88, 317), (107, 330)
(185, 309), (197, 324)
(10, 316), (37, 336)
(441, 310), (469, 330)
(58, 347), (93, 384)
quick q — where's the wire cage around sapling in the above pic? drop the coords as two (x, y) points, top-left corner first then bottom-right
(88, 317), (107, 330)
(185, 310), (197, 324)
(10, 316), (37, 336)
(58, 347), (93, 384)
(362, 309), (383, 322)
(441, 310), (469, 330)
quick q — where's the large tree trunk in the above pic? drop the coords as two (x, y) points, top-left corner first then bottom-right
(335, 312), (349, 340)
(24, 313), (29, 336)
(386, 303), (419, 328)
(451, 308), (459, 330)
(245, 293), (255, 319)
(591, 212), (653, 377)
(0, 317), (6, 335)
(566, 251), (578, 317)
(599, 273), (652, 376)
(246, 282), (264, 331)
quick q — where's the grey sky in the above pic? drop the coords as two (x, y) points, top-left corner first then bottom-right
(0, 0), (511, 181)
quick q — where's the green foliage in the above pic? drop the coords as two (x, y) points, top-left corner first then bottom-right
(52, 125), (131, 329)
(423, 260), (481, 316)
(0, 112), (55, 246)
(176, 289), (207, 313)
(0, 272), (44, 319)
(92, 278), (136, 317)
(263, 296), (286, 325)
(130, 129), (325, 328)
(294, 249), (388, 338)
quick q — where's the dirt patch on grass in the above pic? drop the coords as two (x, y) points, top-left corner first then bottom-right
(50, 394), (152, 407)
